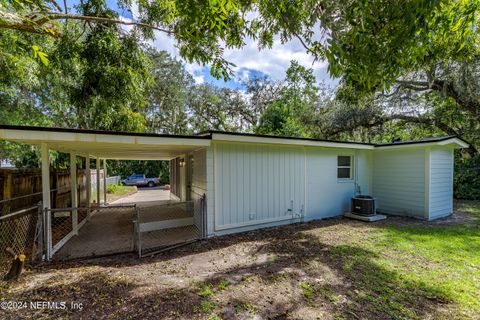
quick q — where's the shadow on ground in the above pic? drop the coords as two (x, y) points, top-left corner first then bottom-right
(2, 211), (478, 319)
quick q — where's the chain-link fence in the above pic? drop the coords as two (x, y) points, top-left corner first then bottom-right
(0, 205), (41, 274)
(136, 195), (205, 257)
(1, 194), (206, 268)
(49, 205), (137, 261)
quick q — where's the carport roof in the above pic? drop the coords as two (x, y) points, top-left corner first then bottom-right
(0, 125), (469, 160)
(0, 125), (211, 160)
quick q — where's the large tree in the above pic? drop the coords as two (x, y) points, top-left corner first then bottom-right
(2, 0), (478, 84)
(255, 60), (319, 136)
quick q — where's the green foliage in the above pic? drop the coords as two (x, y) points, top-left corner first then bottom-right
(51, 19), (153, 131)
(255, 60), (318, 137)
(234, 301), (256, 315)
(106, 184), (118, 194)
(6, 0), (478, 87)
(217, 279), (230, 291)
(256, 100), (307, 137)
(144, 49), (194, 134)
(455, 155), (480, 200)
(200, 301), (217, 313)
(197, 283), (213, 298)
(300, 282), (315, 300)
(107, 160), (169, 181)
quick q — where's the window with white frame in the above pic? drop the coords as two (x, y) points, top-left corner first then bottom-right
(337, 155), (353, 179)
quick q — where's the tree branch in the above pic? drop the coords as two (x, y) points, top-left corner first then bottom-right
(322, 112), (478, 156)
(0, 10), (174, 36)
(45, 13), (173, 34)
(395, 80), (430, 91)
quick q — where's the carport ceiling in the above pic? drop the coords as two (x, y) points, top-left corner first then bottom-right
(0, 126), (211, 160)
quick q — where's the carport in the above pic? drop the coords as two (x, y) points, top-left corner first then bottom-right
(0, 125), (210, 259)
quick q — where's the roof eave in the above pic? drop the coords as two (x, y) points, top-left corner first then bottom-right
(374, 137), (469, 150)
(211, 132), (374, 149)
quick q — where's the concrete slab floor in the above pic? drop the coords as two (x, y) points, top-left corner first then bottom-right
(53, 207), (135, 260)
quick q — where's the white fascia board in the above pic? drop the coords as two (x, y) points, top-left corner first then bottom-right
(135, 135), (210, 146)
(0, 129), (211, 147)
(0, 129), (79, 143)
(375, 138), (468, 151)
(211, 133), (374, 150)
(437, 138), (469, 148)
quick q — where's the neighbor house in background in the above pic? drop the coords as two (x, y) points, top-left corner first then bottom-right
(0, 125), (468, 240)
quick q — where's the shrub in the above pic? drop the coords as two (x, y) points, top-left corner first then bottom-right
(454, 155), (480, 200)
(107, 184), (118, 194)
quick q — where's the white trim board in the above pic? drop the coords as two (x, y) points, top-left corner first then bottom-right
(211, 133), (374, 150)
(215, 215), (301, 231)
(139, 217), (194, 233)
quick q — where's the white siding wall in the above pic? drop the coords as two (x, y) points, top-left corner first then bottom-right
(305, 148), (370, 220)
(356, 150), (373, 195)
(213, 142), (305, 234)
(206, 147), (215, 236)
(372, 149), (426, 218)
(429, 147), (454, 219)
(190, 149), (207, 231)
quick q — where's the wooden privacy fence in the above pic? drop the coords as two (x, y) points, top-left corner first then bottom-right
(0, 168), (89, 216)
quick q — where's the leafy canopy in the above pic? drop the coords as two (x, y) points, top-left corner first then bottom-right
(2, 0), (479, 86)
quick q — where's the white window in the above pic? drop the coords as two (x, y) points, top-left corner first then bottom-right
(337, 156), (353, 179)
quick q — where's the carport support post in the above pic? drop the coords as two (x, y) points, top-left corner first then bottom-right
(86, 155), (91, 218)
(103, 159), (107, 205)
(41, 143), (51, 260)
(96, 157), (101, 206)
(70, 152), (78, 235)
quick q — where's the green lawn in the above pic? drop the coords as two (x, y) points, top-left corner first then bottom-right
(90, 185), (137, 204)
(328, 200), (480, 319)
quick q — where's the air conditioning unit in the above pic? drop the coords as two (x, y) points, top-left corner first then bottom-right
(352, 195), (376, 216)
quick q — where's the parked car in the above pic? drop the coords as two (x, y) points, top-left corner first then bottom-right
(122, 174), (159, 187)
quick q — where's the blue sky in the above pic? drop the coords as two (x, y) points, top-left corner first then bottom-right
(63, 1), (336, 90)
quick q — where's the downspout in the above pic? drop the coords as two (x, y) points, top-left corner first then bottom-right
(354, 151), (361, 195)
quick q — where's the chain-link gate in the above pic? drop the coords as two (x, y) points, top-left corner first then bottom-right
(44, 205), (137, 261)
(136, 194), (205, 257)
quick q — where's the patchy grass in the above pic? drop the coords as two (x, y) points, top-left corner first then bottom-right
(234, 301), (257, 315)
(217, 279), (230, 291)
(197, 283), (214, 298)
(300, 282), (316, 300)
(1, 200), (479, 319)
(93, 185), (137, 203)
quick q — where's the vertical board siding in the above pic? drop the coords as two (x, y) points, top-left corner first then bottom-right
(429, 147), (454, 218)
(214, 142), (305, 231)
(190, 149), (207, 231)
(372, 149), (426, 218)
(355, 150), (372, 195)
(206, 147), (215, 236)
(305, 148), (363, 220)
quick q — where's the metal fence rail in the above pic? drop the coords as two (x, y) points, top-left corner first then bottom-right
(135, 195), (205, 257)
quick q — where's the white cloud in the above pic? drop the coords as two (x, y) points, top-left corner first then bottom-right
(122, 3), (336, 85)
(224, 36), (333, 84)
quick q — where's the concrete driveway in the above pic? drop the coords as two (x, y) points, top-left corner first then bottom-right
(112, 187), (171, 206)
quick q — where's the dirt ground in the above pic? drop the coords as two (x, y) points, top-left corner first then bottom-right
(0, 209), (478, 320)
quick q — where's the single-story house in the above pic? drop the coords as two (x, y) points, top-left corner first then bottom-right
(0, 125), (468, 240)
